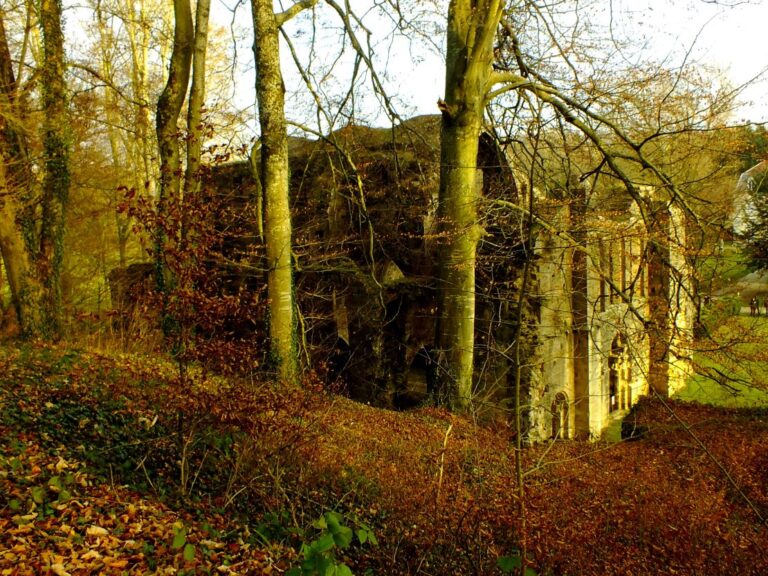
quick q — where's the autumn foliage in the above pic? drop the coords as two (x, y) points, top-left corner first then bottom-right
(2, 344), (768, 575)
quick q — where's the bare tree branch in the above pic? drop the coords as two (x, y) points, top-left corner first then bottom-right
(275, 0), (318, 27)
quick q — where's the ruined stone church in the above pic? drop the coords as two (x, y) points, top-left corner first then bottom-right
(113, 115), (694, 441)
(531, 184), (693, 440)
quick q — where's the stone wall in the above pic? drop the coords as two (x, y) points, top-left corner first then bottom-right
(530, 183), (691, 441)
(109, 116), (692, 432)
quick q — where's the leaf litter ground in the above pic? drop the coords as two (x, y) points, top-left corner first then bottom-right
(2, 342), (768, 575)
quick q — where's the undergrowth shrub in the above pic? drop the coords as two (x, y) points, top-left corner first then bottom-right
(266, 404), (525, 576)
(287, 510), (378, 576)
(112, 155), (332, 513)
(120, 152), (269, 376)
(1, 344), (325, 511)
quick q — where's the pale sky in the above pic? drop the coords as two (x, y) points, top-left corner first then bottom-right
(63, 0), (768, 131)
(251, 0), (768, 126)
(607, 0), (768, 123)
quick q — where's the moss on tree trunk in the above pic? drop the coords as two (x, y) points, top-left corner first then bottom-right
(251, 0), (299, 384)
(38, 0), (71, 339)
(433, 0), (502, 409)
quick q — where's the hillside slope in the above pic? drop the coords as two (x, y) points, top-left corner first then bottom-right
(1, 343), (768, 575)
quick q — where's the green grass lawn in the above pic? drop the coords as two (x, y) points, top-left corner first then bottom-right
(678, 310), (768, 407)
(677, 375), (768, 407)
(698, 241), (753, 295)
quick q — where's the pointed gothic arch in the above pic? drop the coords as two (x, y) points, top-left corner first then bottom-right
(608, 334), (624, 413)
(551, 391), (569, 439)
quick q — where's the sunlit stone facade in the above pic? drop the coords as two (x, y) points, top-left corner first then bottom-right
(528, 187), (692, 441)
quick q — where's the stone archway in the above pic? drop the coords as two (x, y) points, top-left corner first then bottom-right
(394, 347), (432, 409)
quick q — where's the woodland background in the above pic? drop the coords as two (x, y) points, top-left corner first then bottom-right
(2, 0), (768, 574)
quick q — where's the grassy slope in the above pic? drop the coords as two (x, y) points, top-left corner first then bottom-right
(1, 343), (768, 575)
(680, 306), (768, 407)
(677, 243), (768, 406)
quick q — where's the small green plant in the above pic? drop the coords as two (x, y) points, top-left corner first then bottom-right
(255, 510), (295, 544)
(170, 525), (196, 563)
(287, 511), (377, 576)
(497, 551), (538, 575)
(2, 458), (78, 522)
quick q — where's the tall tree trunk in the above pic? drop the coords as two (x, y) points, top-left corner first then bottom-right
(0, 10), (31, 186)
(38, 0), (71, 339)
(0, 8), (44, 337)
(184, 0), (210, 204)
(433, 0), (502, 409)
(155, 0), (192, 293)
(94, 0), (130, 268)
(118, 0), (159, 260)
(251, 0), (311, 385)
(156, 0), (193, 201)
(124, 0), (157, 201)
(0, 156), (43, 335)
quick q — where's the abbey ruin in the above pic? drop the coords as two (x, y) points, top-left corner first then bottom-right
(112, 115), (694, 441)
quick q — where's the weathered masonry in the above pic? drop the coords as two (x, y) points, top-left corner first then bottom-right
(111, 116), (693, 440)
(530, 185), (693, 441)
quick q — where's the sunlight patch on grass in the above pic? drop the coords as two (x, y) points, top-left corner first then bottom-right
(677, 376), (768, 408)
(684, 311), (768, 408)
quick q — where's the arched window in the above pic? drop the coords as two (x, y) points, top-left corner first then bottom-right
(620, 386), (626, 410)
(608, 334), (625, 413)
(551, 392), (569, 440)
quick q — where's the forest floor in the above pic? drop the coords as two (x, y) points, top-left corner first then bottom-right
(2, 342), (768, 575)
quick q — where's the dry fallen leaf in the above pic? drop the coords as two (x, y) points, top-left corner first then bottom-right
(50, 563), (71, 576)
(86, 525), (109, 537)
(104, 558), (129, 569)
(81, 549), (102, 561)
